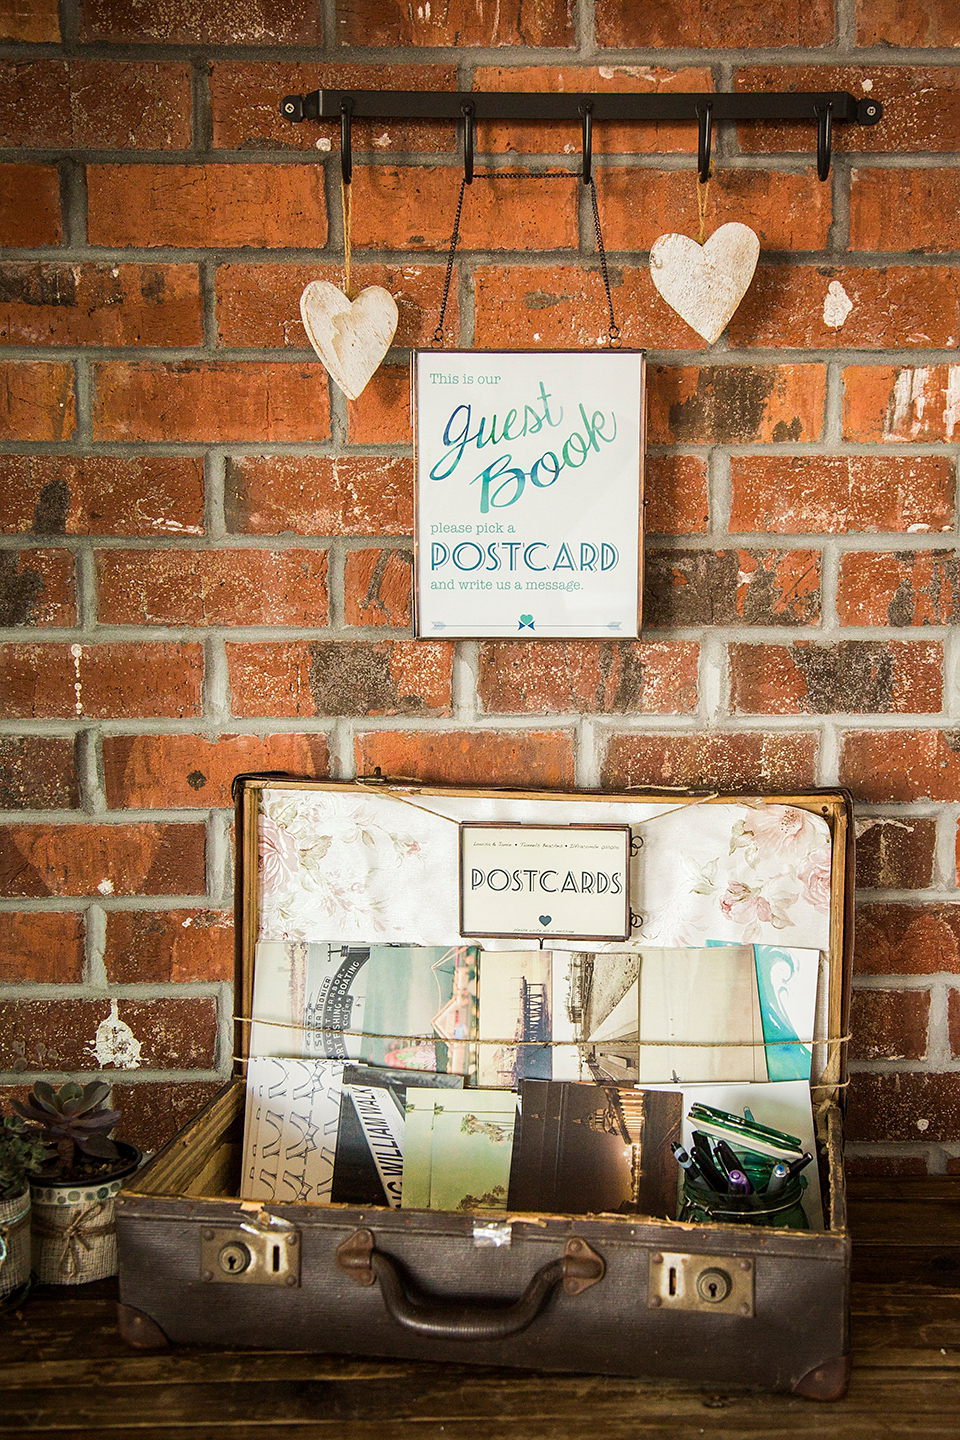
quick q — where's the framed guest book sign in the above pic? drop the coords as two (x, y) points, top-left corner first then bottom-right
(459, 823), (633, 942)
(413, 350), (645, 638)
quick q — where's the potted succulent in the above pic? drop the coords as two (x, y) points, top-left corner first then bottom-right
(13, 1081), (141, 1285)
(0, 1112), (47, 1302)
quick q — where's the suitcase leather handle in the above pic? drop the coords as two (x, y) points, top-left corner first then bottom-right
(336, 1229), (604, 1342)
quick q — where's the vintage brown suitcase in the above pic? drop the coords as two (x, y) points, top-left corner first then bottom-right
(116, 778), (853, 1400)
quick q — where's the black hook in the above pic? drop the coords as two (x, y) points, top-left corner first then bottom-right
(580, 103), (593, 185)
(461, 103), (475, 185)
(340, 99), (353, 186)
(696, 101), (712, 184)
(815, 101), (833, 181)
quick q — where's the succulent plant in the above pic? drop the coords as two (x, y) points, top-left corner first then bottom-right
(12, 1081), (120, 1173)
(0, 1113), (49, 1199)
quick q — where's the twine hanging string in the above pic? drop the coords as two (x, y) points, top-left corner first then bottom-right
(32, 1199), (114, 1280)
(339, 168), (353, 300)
(696, 176), (710, 246)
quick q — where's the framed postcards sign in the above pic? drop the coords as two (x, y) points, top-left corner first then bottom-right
(413, 350), (645, 638)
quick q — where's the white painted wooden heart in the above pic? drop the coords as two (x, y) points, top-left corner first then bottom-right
(649, 222), (760, 345)
(300, 281), (399, 400)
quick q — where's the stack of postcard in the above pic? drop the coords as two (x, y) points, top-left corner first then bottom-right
(401, 1089), (519, 1212)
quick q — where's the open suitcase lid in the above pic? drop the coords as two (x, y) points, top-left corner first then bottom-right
(232, 777), (853, 1109)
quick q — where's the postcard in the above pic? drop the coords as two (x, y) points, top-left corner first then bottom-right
(241, 1054), (344, 1204)
(549, 946), (766, 1086)
(250, 940), (478, 1078)
(508, 1080), (682, 1219)
(330, 1064), (464, 1209)
(401, 1089), (518, 1212)
(476, 949), (580, 1086)
(708, 941), (820, 1081)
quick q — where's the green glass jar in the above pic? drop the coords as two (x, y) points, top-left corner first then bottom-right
(679, 1173), (808, 1230)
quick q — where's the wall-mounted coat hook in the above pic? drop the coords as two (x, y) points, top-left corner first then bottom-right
(580, 103), (593, 185)
(461, 103), (475, 185)
(340, 98), (353, 186)
(816, 101), (833, 181)
(696, 101), (713, 184)
(282, 90), (882, 184)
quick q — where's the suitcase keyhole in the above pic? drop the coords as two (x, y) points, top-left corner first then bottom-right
(696, 1267), (732, 1304)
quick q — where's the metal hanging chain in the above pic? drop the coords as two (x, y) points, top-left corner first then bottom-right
(432, 171), (621, 349)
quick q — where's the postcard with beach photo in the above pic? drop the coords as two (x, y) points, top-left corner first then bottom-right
(401, 1089), (518, 1212)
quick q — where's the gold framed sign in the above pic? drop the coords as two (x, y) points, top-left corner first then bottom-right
(413, 349), (645, 638)
(459, 823), (632, 942)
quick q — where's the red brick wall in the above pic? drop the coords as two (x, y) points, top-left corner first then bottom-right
(1, 1), (958, 1173)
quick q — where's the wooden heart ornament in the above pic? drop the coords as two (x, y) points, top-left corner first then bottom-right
(649, 222), (760, 345)
(300, 281), (399, 400)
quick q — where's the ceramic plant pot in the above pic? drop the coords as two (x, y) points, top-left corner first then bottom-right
(30, 1142), (142, 1286)
(0, 1187), (31, 1300)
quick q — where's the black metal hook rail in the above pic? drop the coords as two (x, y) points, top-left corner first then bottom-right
(283, 88), (881, 186)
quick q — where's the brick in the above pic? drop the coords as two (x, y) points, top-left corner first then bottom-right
(212, 62), (456, 154)
(855, 819), (937, 891)
(477, 640), (699, 715)
(337, 0), (573, 46)
(0, 736), (77, 810)
(0, 61), (191, 149)
(729, 456), (955, 535)
(349, 168), (578, 253)
(843, 364), (960, 445)
(225, 455), (412, 537)
(0, 0), (58, 40)
(729, 641), (943, 716)
(857, 0), (960, 47)
(838, 552), (960, 628)
(105, 910), (233, 984)
(841, 732), (960, 804)
(0, 642), (203, 720)
(596, 0), (832, 47)
(0, 912), (83, 984)
(216, 262), (451, 351)
(847, 1073), (960, 1144)
(644, 456), (708, 536)
(111, 1082), (223, 1153)
(598, 169), (831, 253)
(472, 265), (696, 351)
(0, 165), (60, 248)
(0, 264), (202, 348)
(93, 363), (330, 444)
(647, 366), (825, 445)
(728, 265), (960, 351)
(855, 904), (960, 976)
(79, 0), (322, 44)
(102, 733), (329, 809)
(0, 362), (75, 442)
(0, 997), (218, 1071)
(344, 547), (413, 628)
(87, 165), (326, 250)
(227, 640), (453, 718)
(0, 456), (204, 537)
(0, 822), (205, 898)
(0, 549), (75, 626)
(355, 729), (575, 789)
(601, 732), (818, 792)
(849, 989), (929, 1062)
(643, 549), (820, 628)
(346, 365), (411, 445)
(851, 170), (960, 254)
(736, 67), (960, 155)
(97, 549), (329, 627)
(473, 66), (712, 157)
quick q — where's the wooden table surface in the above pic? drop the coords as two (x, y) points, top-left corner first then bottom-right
(3, 1177), (960, 1438)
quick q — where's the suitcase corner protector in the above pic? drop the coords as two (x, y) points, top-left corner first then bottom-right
(791, 1352), (850, 1402)
(116, 1302), (171, 1351)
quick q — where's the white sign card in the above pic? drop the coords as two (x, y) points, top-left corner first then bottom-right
(414, 350), (645, 637)
(460, 824), (632, 941)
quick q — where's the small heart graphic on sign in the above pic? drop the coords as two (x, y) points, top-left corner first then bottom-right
(649, 222), (760, 345)
(300, 281), (399, 400)
(519, 614), (534, 630)
(539, 915), (552, 926)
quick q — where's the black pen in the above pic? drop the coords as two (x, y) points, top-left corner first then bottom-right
(715, 1138), (746, 1182)
(690, 1132), (728, 1191)
(783, 1151), (813, 1180)
(671, 1141), (710, 1190)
